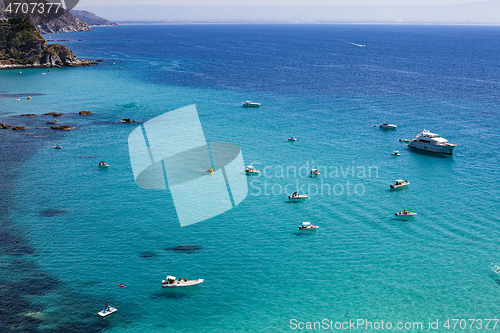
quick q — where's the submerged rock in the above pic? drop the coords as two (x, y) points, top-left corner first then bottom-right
(0, 123), (13, 129)
(20, 114), (37, 116)
(79, 110), (92, 115)
(140, 251), (157, 259)
(165, 245), (203, 253)
(40, 209), (65, 217)
(51, 125), (74, 130)
(12, 126), (27, 130)
(43, 112), (63, 117)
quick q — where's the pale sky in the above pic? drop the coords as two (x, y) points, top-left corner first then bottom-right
(77, 0), (491, 6)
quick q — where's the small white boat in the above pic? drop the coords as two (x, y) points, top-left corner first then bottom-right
(288, 192), (307, 200)
(42, 72), (46, 75)
(299, 221), (318, 230)
(380, 122), (397, 129)
(395, 211), (417, 217)
(98, 307), (117, 317)
(98, 161), (109, 168)
(288, 136), (298, 141)
(399, 139), (410, 143)
(242, 101), (261, 107)
(310, 169), (320, 176)
(162, 276), (204, 288)
(245, 165), (259, 174)
(390, 179), (409, 189)
(15, 97), (20, 101)
(391, 150), (401, 156)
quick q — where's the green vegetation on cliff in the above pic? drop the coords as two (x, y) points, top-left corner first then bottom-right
(0, 17), (95, 68)
(0, 17), (45, 64)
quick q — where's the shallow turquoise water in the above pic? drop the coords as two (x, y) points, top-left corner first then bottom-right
(1, 24), (500, 332)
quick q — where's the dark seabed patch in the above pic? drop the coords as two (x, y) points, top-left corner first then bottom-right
(293, 232), (317, 237)
(40, 209), (66, 217)
(140, 251), (157, 259)
(75, 156), (98, 159)
(0, 230), (35, 255)
(0, 124), (110, 332)
(0, 93), (45, 99)
(151, 291), (192, 300)
(165, 245), (203, 253)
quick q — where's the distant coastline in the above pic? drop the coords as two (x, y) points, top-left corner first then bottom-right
(113, 21), (500, 26)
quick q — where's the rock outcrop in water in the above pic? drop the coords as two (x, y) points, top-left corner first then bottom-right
(0, 18), (95, 69)
(50, 125), (74, 130)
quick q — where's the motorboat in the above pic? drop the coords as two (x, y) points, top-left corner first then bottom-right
(288, 136), (298, 141)
(379, 122), (397, 129)
(298, 222), (318, 230)
(242, 101), (261, 107)
(391, 151), (401, 156)
(98, 307), (117, 317)
(395, 211), (417, 217)
(408, 130), (456, 155)
(98, 161), (109, 168)
(390, 179), (409, 189)
(288, 192), (307, 200)
(27, 96), (32, 99)
(310, 169), (320, 176)
(162, 276), (204, 288)
(206, 167), (215, 174)
(245, 165), (259, 174)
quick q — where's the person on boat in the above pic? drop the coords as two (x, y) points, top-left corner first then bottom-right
(103, 302), (110, 313)
(184, 278), (187, 282)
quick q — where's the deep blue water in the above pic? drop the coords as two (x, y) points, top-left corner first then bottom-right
(0, 24), (499, 332)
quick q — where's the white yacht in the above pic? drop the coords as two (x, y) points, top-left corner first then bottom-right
(310, 169), (320, 176)
(162, 276), (204, 288)
(408, 130), (456, 155)
(245, 165), (259, 174)
(298, 222), (318, 230)
(288, 192), (307, 200)
(390, 179), (409, 189)
(243, 101), (261, 107)
(379, 122), (397, 129)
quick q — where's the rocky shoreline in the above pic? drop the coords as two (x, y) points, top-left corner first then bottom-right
(0, 18), (96, 69)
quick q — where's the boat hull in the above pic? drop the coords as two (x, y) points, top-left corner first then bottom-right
(408, 141), (455, 155)
(162, 279), (204, 288)
(98, 307), (117, 317)
(289, 196), (307, 200)
(390, 184), (409, 189)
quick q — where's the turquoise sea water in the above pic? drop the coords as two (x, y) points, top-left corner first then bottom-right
(1, 24), (500, 332)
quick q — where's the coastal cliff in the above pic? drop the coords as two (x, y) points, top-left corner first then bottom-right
(36, 11), (92, 34)
(0, 17), (95, 68)
(71, 10), (118, 27)
(0, 1), (93, 34)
